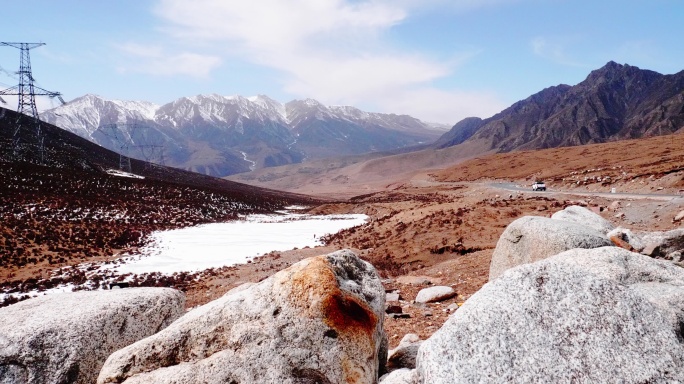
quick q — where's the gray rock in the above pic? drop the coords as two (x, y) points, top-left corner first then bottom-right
(387, 334), (422, 372)
(417, 247), (684, 383)
(551, 205), (615, 235)
(414, 286), (456, 304)
(386, 292), (401, 302)
(675, 210), (684, 222)
(379, 368), (417, 384)
(489, 216), (612, 280)
(638, 228), (684, 258)
(97, 250), (386, 384)
(0, 288), (184, 384)
(551, 247), (684, 332)
(669, 251), (684, 262)
(609, 201), (622, 211)
(607, 227), (645, 252)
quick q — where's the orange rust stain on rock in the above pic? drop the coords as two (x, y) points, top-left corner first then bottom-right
(610, 235), (634, 251)
(287, 256), (378, 339)
(322, 289), (377, 337)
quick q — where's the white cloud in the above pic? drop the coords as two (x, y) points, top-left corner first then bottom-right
(531, 36), (585, 67)
(116, 43), (222, 78)
(373, 87), (506, 125)
(150, 0), (506, 122)
(396, 0), (523, 13)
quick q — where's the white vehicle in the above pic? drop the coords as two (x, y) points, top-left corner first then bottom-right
(532, 181), (546, 191)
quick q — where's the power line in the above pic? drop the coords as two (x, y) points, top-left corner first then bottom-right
(95, 123), (166, 172)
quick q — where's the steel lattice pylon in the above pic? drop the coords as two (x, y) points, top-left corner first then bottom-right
(0, 42), (65, 162)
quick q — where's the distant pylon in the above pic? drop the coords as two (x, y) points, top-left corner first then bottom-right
(0, 42), (65, 162)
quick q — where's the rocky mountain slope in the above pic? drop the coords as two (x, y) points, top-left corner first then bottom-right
(435, 61), (684, 150)
(40, 94), (443, 177)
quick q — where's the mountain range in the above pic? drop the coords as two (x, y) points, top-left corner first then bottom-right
(41, 95), (444, 177)
(39, 61), (684, 182)
(227, 61), (684, 196)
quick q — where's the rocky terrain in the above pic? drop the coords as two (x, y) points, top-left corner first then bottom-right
(3, 106), (683, 338)
(3, 204), (684, 382)
(1, 60), (684, 382)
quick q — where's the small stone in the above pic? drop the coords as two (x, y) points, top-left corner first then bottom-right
(389, 313), (411, 319)
(610, 235), (634, 251)
(386, 292), (401, 302)
(415, 286), (457, 304)
(674, 210), (684, 222)
(386, 305), (403, 314)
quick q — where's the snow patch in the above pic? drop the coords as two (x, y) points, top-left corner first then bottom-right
(105, 169), (145, 179)
(239, 151), (257, 170)
(106, 212), (367, 275)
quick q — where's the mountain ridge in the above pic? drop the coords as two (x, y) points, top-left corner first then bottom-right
(41, 94), (444, 177)
(436, 61), (684, 152)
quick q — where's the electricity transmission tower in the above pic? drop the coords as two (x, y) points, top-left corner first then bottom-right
(96, 124), (134, 172)
(0, 42), (65, 162)
(95, 123), (165, 173)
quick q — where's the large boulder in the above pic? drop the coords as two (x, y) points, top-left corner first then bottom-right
(552, 246), (684, 330)
(0, 288), (184, 384)
(551, 205), (615, 235)
(417, 247), (684, 383)
(638, 228), (684, 259)
(97, 250), (386, 384)
(489, 216), (612, 279)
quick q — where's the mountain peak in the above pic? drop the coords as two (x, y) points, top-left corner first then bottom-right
(603, 60), (623, 70)
(581, 61), (662, 90)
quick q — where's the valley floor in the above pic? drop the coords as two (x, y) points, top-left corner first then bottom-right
(2, 139), (683, 348)
(179, 181), (684, 347)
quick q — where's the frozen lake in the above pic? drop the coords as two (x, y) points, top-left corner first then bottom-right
(110, 212), (368, 275)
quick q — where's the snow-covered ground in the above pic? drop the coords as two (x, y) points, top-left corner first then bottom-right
(107, 212), (368, 275)
(1, 211), (367, 303)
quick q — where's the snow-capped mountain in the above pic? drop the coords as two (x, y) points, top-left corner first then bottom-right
(41, 94), (443, 177)
(43, 94), (159, 140)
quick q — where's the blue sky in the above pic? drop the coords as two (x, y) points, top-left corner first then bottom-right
(0, 0), (682, 125)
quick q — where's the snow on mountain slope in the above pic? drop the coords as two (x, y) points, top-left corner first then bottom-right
(41, 94), (159, 140)
(42, 94), (441, 177)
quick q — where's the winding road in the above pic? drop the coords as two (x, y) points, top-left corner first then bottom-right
(490, 182), (684, 201)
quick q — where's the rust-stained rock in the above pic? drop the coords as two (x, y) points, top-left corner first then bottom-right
(610, 235), (634, 251)
(97, 249), (386, 384)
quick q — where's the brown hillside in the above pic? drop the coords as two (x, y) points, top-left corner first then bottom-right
(431, 131), (684, 192)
